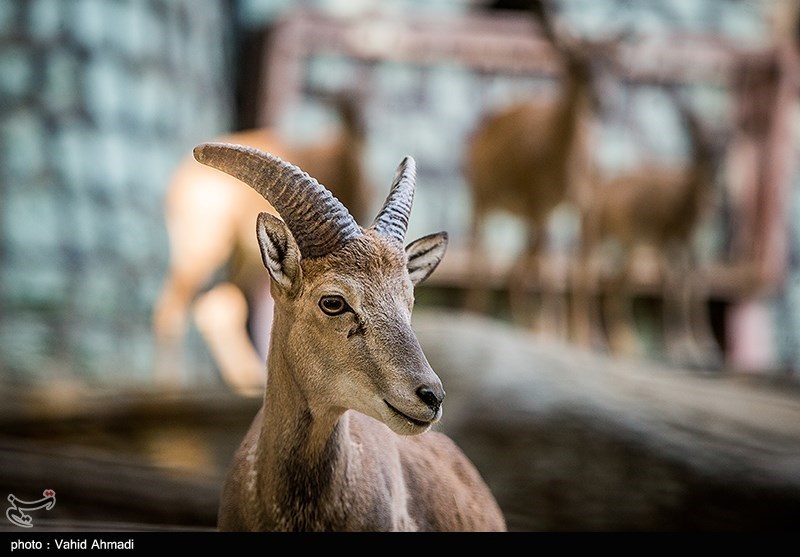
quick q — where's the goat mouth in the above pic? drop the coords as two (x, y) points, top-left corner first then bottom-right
(384, 400), (432, 428)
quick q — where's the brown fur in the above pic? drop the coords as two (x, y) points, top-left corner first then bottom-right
(464, 5), (611, 330)
(215, 176), (506, 531)
(572, 99), (721, 365)
(219, 408), (505, 531)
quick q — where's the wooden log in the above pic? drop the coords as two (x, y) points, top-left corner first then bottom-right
(0, 391), (259, 530)
(413, 310), (800, 531)
(0, 437), (219, 530)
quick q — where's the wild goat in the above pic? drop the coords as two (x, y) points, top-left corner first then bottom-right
(571, 94), (722, 367)
(152, 96), (370, 394)
(464, 2), (615, 333)
(193, 143), (507, 531)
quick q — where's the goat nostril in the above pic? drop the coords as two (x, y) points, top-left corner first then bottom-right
(416, 386), (442, 410)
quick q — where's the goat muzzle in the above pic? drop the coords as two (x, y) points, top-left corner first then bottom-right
(416, 384), (444, 414)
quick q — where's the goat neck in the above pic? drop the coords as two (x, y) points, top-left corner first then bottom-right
(195, 144), (503, 531)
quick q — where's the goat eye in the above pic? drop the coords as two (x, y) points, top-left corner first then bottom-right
(319, 295), (349, 316)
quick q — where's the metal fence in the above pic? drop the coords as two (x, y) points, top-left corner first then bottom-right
(0, 0), (234, 387)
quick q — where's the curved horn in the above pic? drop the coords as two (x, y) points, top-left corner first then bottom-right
(371, 156), (416, 244)
(193, 142), (361, 259)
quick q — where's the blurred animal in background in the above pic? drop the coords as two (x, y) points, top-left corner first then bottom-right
(152, 93), (371, 394)
(571, 91), (724, 368)
(464, 0), (620, 334)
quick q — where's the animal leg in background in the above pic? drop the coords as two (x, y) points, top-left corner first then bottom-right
(193, 282), (268, 396)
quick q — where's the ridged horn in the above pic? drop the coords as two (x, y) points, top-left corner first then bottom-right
(193, 142), (361, 259)
(371, 156), (416, 244)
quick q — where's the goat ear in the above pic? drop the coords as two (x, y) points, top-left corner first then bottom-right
(405, 232), (448, 286)
(256, 212), (302, 294)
